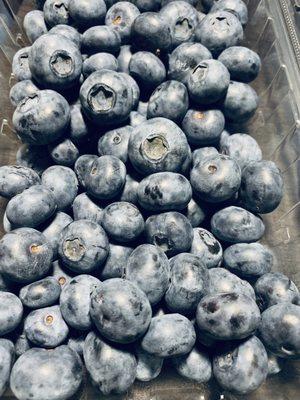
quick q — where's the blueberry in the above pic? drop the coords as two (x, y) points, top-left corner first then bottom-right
(147, 80), (189, 122)
(187, 59), (230, 105)
(0, 228), (53, 283)
(85, 156), (126, 199)
(119, 72), (140, 108)
(190, 228), (223, 269)
(58, 220), (109, 272)
(145, 211), (193, 256)
(98, 125), (133, 163)
(91, 278), (152, 343)
(197, 292), (261, 340)
(9, 80), (39, 107)
(102, 201), (144, 242)
(83, 53), (118, 78)
(49, 24), (82, 48)
(132, 12), (172, 52)
(0, 339), (14, 396)
(12, 47), (32, 81)
(185, 198), (206, 227)
(129, 51), (166, 90)
(141, 313), (196, 357)
(20, 277), (61, 309)
(159, 1), (199, 48)
(128, 118), (189, 175)
(223, 242), (274, 278)
(100, 243), (133, 279)
(80, 70), (134, 125)
(42, 212), (73, 258)
(69, 0), (107, 28)
(131, 0), (161, 11)
(105, 1), (140, 43)
(117, 44), (133, 73)
(183, 109), (225, 146)
(0, 165), (40, 199)
(137, 172), (192, 211)
(23, 10), (48, 43)
(168, 42), (212, 85)
(13, 90), (70, 146)
(82, 25), (121, 55)
(29, 33), (82, 90)
(267, 352), (283, 376)
(219, 133), (262, 170)
(51, 259), (73, 288)
(68, 333), (87, 356)
(74, 154), (98, 188)
(211, 0), (248, 25)
(259, 303), (300, 358)
(191, 153), (241, 203)
(6, 185), (57, 228)
(130, 110), (147, 126)
(255, 272), (299, 311)
(213, 336), (268, 394)
(137, 100), (148, 115)
(16, 144), (52, 175)
(83, 331), (137, 394)
(72, 192), (103, 224)
(192, 147), (219, 165)
(60, 274), (101, 330)
(15, 331), (31, 357)
(48, 138), (79, 167)
(208, 267), (255, 299)
(43, 0), (71, 27)
(0, 292), (23, 335)
(211, 206), (265, 243)
(172, 346), (212, 383)
(125, 244), (170, 304)
(135, 344), (163, 381)
(69, 103), (90, 142)
(240, 160), (284, 214)
(10, 346), (83, 400)
(165, 253), (209, 315)
(222, 81), (259, 122)
(196, 11), (243, 56)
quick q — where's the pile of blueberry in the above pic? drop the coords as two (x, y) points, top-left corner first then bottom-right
(0, 0), (299, 398)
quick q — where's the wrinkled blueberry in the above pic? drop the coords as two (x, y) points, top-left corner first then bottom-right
(211, 0), (248, 25)
(255, 272), (299, 311)
(182, 109), (225, 146)
(29, 33), (82, 89)
(187, 59), (230, 105)
(240, 160), (284, 214)
(125, 244), (170, 304)
(91, 278), (152, 343)
(190, 228), (223, 269)
(0, 339), (15, 396)
(23, 10), (47, 43)
(6, 185), (57, 228)
(196, 292), (261, 340)
(43, 0), (71, 27)
(9, 80), (39, 107)
(224, 242), (274, 278)
(128, 117), (189, 175)
(105, 1), (140, 43)
(98, 125), (133, 163)
(165, 253), (209, 315)
(141, 313), (196, 357)
(129, 51), (166, 90)
(211, 206), (265, 243)
(72, 192), (103, 224)
(85, 156), (126, 199)
(83, 331), (137, 394)
(42, 166), (78, 211)
(20, 276), (61, 309)
(0, 165), (40, 199)
(145, 211), (193, 256)
(60, 274), (101, 330)
(69, 0), (107, 28)
(213, 336), (268, 394)
(13, 90), (70, 145)
(83, 53), (118, 78)
(10, 346), (83, 400)
(100, 243), (133, 279)
(220, 133), (262, 170)
(0, 228), (53, 283)
(49, 24), (82, 48)
(0, 292), (23, 335)
(208, 267), (255, 299)
(74, 154), (98, 188)
(12, 47), (32, 81)
(102, 201), (144, 242)
(58, 220), (109, 272)
(172, 346), (212, 383)
(48, 138), (79, 167)
(137, 172), (192, 211)
(222, 81), (259, 122)
(82, 25), (121, 55)
(147, 80), (189, 122)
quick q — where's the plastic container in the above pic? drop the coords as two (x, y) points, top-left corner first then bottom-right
(0, 0), (299, 399)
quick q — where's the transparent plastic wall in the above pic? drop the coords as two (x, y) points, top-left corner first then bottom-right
(0, 0), (299, 399)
